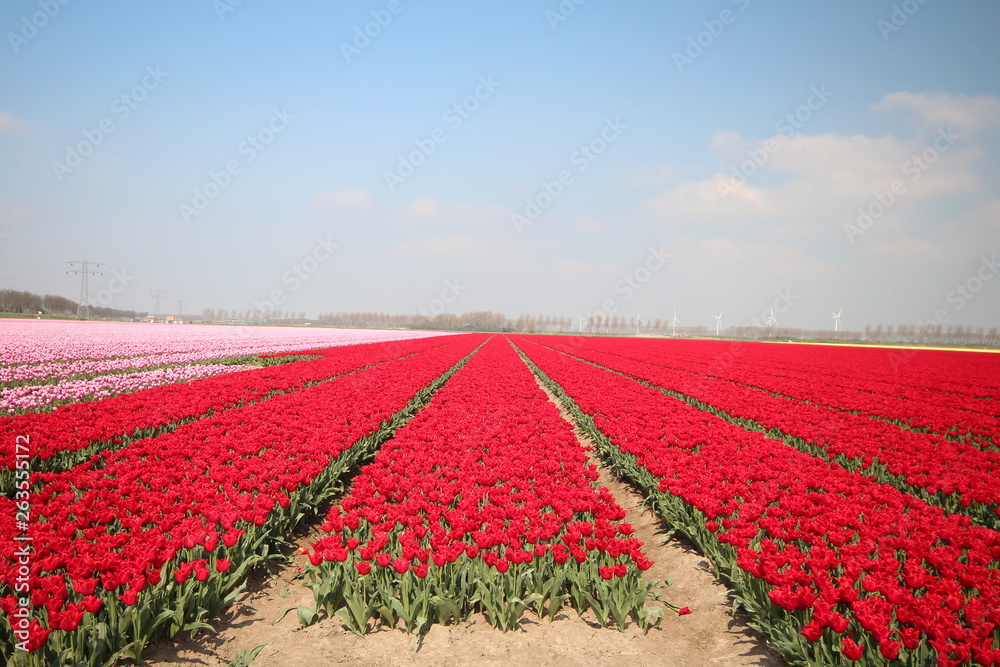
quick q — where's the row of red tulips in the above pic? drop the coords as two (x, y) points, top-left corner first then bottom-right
(562, 337), (1000, 447)
(0, 335), (484, 665)
(0, 336), (453, 488)
(530, 337), (1000, 532)
(302, 336), (664, 636)
(513, 336), (1000, 667)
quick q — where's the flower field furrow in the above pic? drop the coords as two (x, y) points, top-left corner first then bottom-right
(0, 335), (453, 486)
(5, 325), (999, 667)
(533, 337), (1000, 532)
(0, 320), (445, 369)
(0, 320), (452, 415)
(0, 363), (254, 414)
(562, 338), (1000, 447)
(0, 334), (486, 665)
(0, 353), (236, 385)
(302, 336), (663, 636)
(513, 337), (1000, 667)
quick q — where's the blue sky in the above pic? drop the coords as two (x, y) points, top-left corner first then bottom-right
(1, 1), (999, 331)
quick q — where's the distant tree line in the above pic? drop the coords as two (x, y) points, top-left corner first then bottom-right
(0, 289), (145, 320)
(197, 304), (998, 345)
(200, 308), (308, 325)
(315, 311), (541, 332)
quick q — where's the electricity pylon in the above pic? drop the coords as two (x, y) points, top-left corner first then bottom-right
(66, 260), (103, 320)
(149, 290), (167, 319)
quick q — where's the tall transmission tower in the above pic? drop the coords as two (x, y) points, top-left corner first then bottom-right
(66, 260), (103, 320)
(174, 300), (186, 321)
(149, 290), (167, 320)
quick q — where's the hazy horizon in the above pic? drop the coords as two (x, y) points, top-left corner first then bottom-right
(2, 2), (999, 332)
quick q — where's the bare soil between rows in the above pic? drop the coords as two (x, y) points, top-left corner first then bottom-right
(143, 357), (783, 667)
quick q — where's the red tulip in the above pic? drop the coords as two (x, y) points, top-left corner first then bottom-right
(841, 637), (864, 661)
(81, 595), (103, 613)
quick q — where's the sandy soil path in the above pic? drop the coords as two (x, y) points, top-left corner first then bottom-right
(143, 356), (783, 667)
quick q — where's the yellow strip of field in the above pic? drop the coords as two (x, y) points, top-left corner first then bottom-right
(762, 340), (1000, 354)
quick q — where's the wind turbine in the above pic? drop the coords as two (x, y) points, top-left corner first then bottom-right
(635, 309), (646, 335)
(669, 308), (680, 337)
(713, 310), (723, 336)
(577, 314), (586, 333)
(832, 308), (842, 333)
(766, 307), (777, 328)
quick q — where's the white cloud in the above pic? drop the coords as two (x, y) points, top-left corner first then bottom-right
(687, 238), (824, 280)
(311, 188), (372, 209)
(648, 174), (776, 223)
(618, 163), (678, 189)
(555, 259), (594, 277)
(573, 215), (608, 231)
(0, 111), (27, 134)
(648, 130), (984, 234)
(0, 204), (32, 226)
(709, 130), (744, 154)
(949, 198), (1000, 256)
(859, 235), (944, 262)
(403, 197), (510, 226)
(391, 234), (486, 260)
(874, 91), (1000, 133)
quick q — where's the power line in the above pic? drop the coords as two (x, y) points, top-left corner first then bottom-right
(149, 290), (167, 318)
(66, 260), (103, 320)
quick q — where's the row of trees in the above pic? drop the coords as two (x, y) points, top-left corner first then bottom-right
(10, 290), (994, 345)
(200, 308), (308, 324)
(312, 311), (1000, 345)
(317, 310), (540, 331)
(0, 289), (143, 320)
(863, 323), (1000, 347)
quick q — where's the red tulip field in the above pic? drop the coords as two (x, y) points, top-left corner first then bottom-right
(3, 324), (1000, 666)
